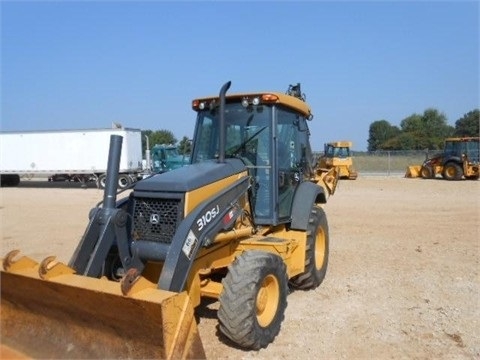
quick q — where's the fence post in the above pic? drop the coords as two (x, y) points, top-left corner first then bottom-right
(387, 151), (391, 176)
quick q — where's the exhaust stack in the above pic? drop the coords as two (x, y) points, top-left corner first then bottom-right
(218, 81), (231, 163)
(103, 134), (123, 209)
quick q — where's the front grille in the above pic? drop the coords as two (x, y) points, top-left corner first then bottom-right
(132, 197), (182, 243)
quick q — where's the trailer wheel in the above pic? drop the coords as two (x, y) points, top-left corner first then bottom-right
(218, 251), (288, 350)
(1, 174), (20, 187)
(96, 174), (107, 189)
(289, 206), (329, 290)
(442, 163), (463, 180)
(117, 174), (132, 189)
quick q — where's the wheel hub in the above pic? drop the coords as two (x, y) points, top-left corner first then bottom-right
(315, 228), (326, 271)
(256, 274), (279, 327)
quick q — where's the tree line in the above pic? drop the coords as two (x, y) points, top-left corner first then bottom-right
(367, 108), (479, 151)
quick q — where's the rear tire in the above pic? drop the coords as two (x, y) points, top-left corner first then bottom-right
(442, 163), (463, 180)
(289, 206), (329, 290)
(218, 251), (288, 350)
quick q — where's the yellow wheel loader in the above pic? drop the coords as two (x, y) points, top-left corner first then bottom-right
(1, 82), (338, 358)
(318, 141), (358, 179)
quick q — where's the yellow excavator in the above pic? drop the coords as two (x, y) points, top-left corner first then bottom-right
(1, 82), (339, 358)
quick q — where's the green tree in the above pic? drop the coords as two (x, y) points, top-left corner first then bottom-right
(421, 108), (454, 146)
(178, 136), (192, 155)
(367, 120), (400, 151)
(382, 132), (422, 150)
(398, 109), (453, 149)
(454, 109), (479, 137)
(368, 108), (458, 151)
(399, 113), (423, 133)
(142, 129), (177, 149)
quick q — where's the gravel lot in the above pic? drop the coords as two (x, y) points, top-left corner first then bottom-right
(1, 176), (479, 359)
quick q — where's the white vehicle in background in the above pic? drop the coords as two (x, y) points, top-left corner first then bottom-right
(0, 127), (145, 188)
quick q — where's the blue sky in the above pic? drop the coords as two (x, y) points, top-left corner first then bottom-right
(1, 1), (478, 151)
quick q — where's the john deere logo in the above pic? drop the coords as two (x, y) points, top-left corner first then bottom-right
(150, 213), (160, 225)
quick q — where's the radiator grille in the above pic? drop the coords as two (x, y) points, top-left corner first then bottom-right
(132, 197), (181, 243)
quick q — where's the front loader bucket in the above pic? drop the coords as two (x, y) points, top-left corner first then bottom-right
(405, 165), (421, 178)
(317, 167), (340, 196)
(0, 255), (205, 359)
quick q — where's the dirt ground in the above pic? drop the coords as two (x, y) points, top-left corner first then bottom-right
(1, 176), (479, 359)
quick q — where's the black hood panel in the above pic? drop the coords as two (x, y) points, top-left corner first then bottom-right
(135, 158), (246, 193)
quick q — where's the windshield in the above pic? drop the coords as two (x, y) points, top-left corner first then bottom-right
(191, 103), (272, 166)
(445, 139), (480, 162)
(444, 141), (463, 157)
(165, 148), (180, 158)
(326, 145), (350, 158)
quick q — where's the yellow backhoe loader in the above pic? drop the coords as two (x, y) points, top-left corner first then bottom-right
(405, 137), (480, 180)
(1, 82), (339, 358)
(318, 141), (358, 179)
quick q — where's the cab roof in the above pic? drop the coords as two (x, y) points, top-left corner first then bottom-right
(192, 91), (312, 119)
(327, 141), (353, 148)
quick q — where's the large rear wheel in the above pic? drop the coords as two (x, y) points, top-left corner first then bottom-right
(289, 205), (329, 290)
(442, 162), (463, 180)
(218, 251), (288, 350)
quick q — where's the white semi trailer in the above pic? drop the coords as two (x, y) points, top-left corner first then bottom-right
(0, 128), (144, 188)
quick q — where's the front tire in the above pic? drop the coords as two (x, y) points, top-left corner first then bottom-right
(218, 251), (288, 350)
(289, 206), (329, 290)
(421, 166), (434, 179)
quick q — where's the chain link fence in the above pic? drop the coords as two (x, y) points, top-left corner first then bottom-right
(313, 150), (443, 177)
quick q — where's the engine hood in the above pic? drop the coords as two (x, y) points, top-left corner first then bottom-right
(135, 158), (247, 193)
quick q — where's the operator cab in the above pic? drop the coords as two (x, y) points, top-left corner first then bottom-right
(191, 84), (315, 226)
(444, 138), (480, 163)
(325, 144), (351, 158)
